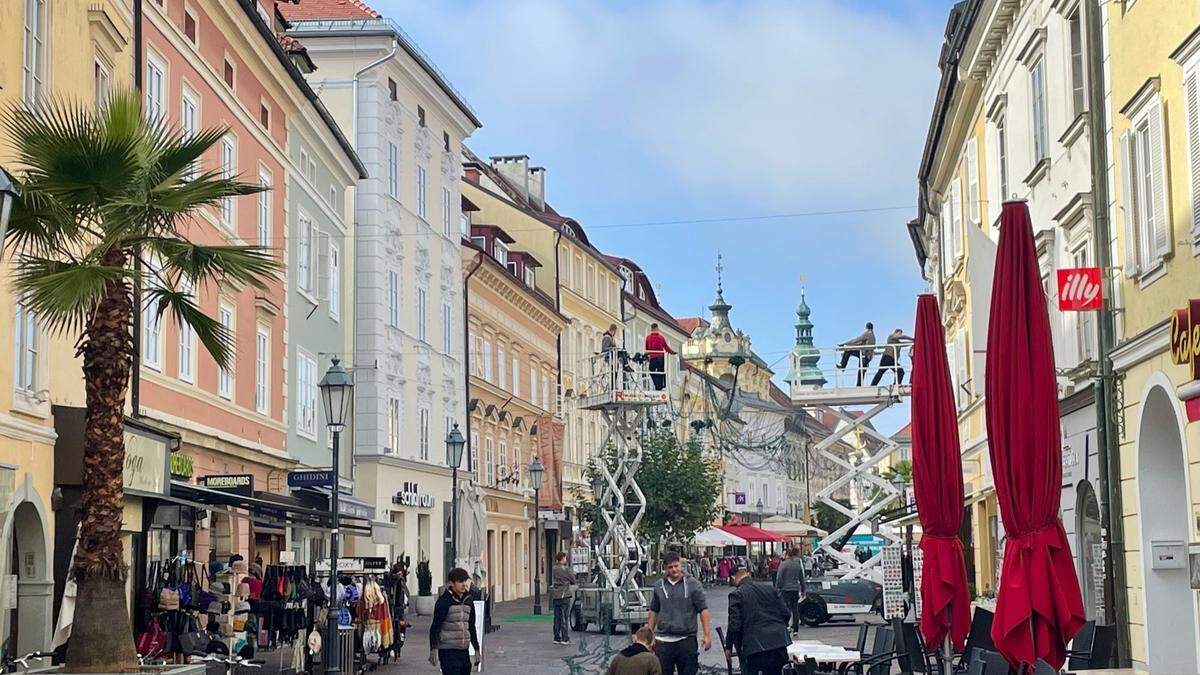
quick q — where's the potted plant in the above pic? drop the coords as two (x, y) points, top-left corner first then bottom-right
(414, 559), (435, 615)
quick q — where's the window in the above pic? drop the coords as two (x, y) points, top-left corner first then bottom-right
(184, 9), (197, 43)
(485, 437), (494, 485)
(965, 138), (980, 225)
(470, 431), (479, 473)
(442, 187), (452, 237)
(220, 136), (236, 224)
(329, 242), (341, 320)
(297, 351), (317, 437)
(255, 326), (269, 414)
(418, 105), (426, 127)
(388, 78), (397, 101)
(529, 364), (539, 407)
(460, 211), (470, 237)
(14, 302), (38, 393)
(997, 115), (1010, 201)
(388, 270), (399, 326)
(942, 178), (963, 273)
(525, 267), (535, 287)
(1071, 244), (1096, 362)
(143, 269), (162, 370)
(181, 88), (199, 179)
(387, 398), (401, 453)
(1120, 97), (1171, 278)
(145, 54), (166, 121)
(257, 169), (271, 247)
(1184, 66), (1200, 245)
(327, 185), (337, 206)
(587, 264), (596, 300)
(443, 131), (450, 153)
(511, 355), (520, 397)
(416, 165), (427, 218)
(1069, 9), (1086, 118)
(1030, 59), (1049, 162)
(300, 148), (312, 181)
(499, 440), (508, 483)
(419, 408), (430, 460)
(442, 302), (452, 352)
(497, 346), (507, 390)
(22, 0), (48, 106)
(178, 281), (195, 383)
(416, 288), (428, 341)
(94, 60), (111, 108)
(482, 339), (493, 382)
(560, 248), (571, 286)
(298, 212), (314, 293)
(542, 375), (550, 413)
(217, 304), (233, 399)
(574, 255), (583, 291)
(223, 58), (235, 89)
(493, 240), (508, 267)
(387, 143), (398, 198)
(259, 103), (270, 130)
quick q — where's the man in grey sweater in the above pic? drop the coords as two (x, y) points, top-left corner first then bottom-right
(648, 551), (712, 675)
(773, 548), (807, 634)
(837, 322), (876, 386)
(550, 551), (575, 645)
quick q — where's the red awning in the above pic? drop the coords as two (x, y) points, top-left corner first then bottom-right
(985, 202), (1085, 672)
(911, 294), (971, 651)
(719, 524), (789, 543)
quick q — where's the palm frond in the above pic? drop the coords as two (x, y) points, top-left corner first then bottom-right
(141, 238), (280, 289)
(11, 256), (129, 337)
(146, 287), (234, 369)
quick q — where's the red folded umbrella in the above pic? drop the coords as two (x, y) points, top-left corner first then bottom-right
(911, 294), (972, 652)
(985, 201), (1085, 672)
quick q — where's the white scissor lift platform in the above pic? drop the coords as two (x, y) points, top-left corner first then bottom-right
(791, 345), (912, 588)
(571, 352), (667, 634)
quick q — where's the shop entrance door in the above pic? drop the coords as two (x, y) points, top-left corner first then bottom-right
(4, 500), (51, 656)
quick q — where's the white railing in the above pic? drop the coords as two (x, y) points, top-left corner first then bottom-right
(577, 351), (671, 408)
(800, 343), (915, 390)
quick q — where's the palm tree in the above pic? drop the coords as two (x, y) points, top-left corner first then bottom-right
(2, 91), (278, 672)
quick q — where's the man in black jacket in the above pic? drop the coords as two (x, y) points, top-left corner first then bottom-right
(725, 564), (792, 675)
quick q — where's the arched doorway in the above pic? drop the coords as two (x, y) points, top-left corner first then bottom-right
(2, 498), (52, 656)
(1075, 481), (1102, 619)
(1137, 383), (1197, 672)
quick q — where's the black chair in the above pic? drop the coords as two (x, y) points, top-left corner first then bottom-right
(1068, 621), (1116, 669)
(1032, 659), (1057, 675)
(849, 625), (897, 675)
(854, 624), (870, 655)
(954, 607), (996, 672)
(899, 621), (932, 673)
(1065, 620), (1095, 669)
(968, 649), (1011, 675)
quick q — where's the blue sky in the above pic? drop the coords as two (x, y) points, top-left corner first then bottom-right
(376, 0), (960, 432)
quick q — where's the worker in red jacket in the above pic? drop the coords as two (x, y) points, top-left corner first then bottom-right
(644, 323), (677, 391)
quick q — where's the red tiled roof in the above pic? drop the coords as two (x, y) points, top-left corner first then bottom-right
(279, 0), (380, 21)
(677, 317), (708, 336)
(892, 422), (912, 441)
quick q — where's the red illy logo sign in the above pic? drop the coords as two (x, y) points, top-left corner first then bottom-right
(1056, 267), (1103, 311)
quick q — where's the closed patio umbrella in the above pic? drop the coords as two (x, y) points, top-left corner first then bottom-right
(911, 294), (971, 654)
(985, 201), (1085, 672)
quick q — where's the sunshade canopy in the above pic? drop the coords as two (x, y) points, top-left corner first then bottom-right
(691, 527), (748, 547)
(720, 524), (790, 543)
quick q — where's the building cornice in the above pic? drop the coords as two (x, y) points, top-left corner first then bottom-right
(0, 413), (58, 445)
(1110, 318), (1171, 372)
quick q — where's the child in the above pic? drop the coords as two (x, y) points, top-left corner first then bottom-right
(606, 625), (662, 675)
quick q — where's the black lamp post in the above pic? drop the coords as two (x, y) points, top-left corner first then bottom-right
(446, 423), (466, 568)
(318, 358), (353, 675)
(756, 497), (766, 562)
(529, 456), (545, 615)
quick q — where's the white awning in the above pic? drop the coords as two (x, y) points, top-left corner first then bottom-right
(761, 515), (827, 538)
(692, 527), (748, 547)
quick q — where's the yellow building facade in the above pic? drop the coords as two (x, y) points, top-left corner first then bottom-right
(0, 0), (128, 654)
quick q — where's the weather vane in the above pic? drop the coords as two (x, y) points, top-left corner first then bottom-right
(715, 252), (724, 295)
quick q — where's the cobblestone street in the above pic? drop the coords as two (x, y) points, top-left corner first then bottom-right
(382, 585), (878, 675)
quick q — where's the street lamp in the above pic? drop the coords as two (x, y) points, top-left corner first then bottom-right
(529, 456), (545, 615)
(0, 167), (19, 261)
(756, 497), (764, 527)
(318, 357), (353, 675)
(446, 423), (466, 568)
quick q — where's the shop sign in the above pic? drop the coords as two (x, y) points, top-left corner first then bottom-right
(539, 509), (566, 521)
(1171, 299), (1200, 380)
(169, 452), (193, 478)
(124, 429), (170, 495)
(733, 492), (746, 505)
(314, 556), (386, 573)
(392, 481), (435, 508)
(202, 473), (254, 497)
(1056, 267), (1103, 311)
(287, 469), (334, 488)
(339, 499), (374, 520)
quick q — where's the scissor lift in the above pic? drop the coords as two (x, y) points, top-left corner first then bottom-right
(571, 352), (667, 634)
(791, 345), (912, 584)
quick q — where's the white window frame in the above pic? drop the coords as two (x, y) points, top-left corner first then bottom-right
(94, 58), (111, 109)
(997, 114), (1010, 203)
(419, 408), (430, 461)
(329, 241), (341, 320)
(22, 0), (48, 107)
(482, 339), (493, 382)
(257, 168), (271, 248)
(1119, 87), (1171, 280)
(511, 354), (520, 398)
(388, 270), (399, 327)
(486, 436), (495, 486)
(541, 374), (550, 413)
(965, 138), (980, 225)
(255, 325), (269, 414)
(1030, 58), (1049, 163)
(416, 165), (428, 218)
(387, 397), (401, 453)
(497, 346), (507, 390)
(181, 86), (200, 180)
(416, 287), (428, 342)
(387, 142), (398, 198)
(220, 136), (236, 225)
(442, 187), (452, 237)
(1180, 50), (1200, 248)
(297, 211), (314, 295)
(297, 350), (318, 439)
(14, 301), (39, 394)
(145, 52), (167, 122)
(442, 302), (452, 353)
(1068, 8), (1086, 118)
(530, 364), (539, 407)
(217, 303), (234, 399)
(177, 281), (196, 383)
(142, 261), (163, 371)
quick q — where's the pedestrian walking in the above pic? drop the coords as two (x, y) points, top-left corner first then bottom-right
(699, 557), (712, 586)
(428, 568), (480, 675)
(774, 547), (807, 635)
(648, 551), (712, 675)
(551, 551), (575, 645)
(726, 564), (792, 675)
(836, 322), (876, 385)
(606, 625), (663, 675)
(644, 323), (676, 390)
(870, 328), (915, 386)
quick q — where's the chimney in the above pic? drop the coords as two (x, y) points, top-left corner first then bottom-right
(528, 167), (546, 211)
(489, 155), (530, 202)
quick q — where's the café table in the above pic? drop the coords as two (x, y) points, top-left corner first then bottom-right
(786, 640), (860, 674)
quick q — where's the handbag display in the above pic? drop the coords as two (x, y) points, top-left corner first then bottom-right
(135, 616), (169, 657)
(158, 586), (181, 611)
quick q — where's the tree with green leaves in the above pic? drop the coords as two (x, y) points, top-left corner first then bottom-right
(577, 432), (723, 546)
(3, 92), (277, 672)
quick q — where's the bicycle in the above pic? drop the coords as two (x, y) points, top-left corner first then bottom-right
(1, 651), (52, 673)
(187, 653), (265, 675)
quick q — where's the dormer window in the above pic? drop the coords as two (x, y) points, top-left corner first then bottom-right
(471, 235), (486, 250)
(524, 267), (535, 287)
(493, 240), (509, 267)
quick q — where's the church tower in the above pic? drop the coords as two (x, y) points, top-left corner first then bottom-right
(786, 289), (826, 393)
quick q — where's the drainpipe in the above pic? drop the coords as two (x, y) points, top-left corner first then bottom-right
(463, 252), (484, 473)
(1084, 0), (1130, 665)
(351, 39), (397, 150)
(131, 0), (144, 417)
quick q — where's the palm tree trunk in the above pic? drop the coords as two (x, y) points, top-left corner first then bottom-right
(65, 255), (137, 672)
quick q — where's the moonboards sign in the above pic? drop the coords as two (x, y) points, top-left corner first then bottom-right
(1056, 267), (1103, 311)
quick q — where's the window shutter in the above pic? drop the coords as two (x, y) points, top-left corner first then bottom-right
(317, 232), (330, 301)
(945, 337), (958, 409)
(1119, 131), (1139, 278)
(985, 125), (1001, 226)
(1148, 96), (1171, 259)
(941, 200), (953, 277)
(956, 331), (969, 408)
(951, 178), (964, 261)
(1186, 70), (1200, 243)
(966, 138), (980, 224)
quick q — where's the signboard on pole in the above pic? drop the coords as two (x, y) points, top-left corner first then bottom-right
(1056, 267), (1103, 310)
(287, 469), (334, 488)
(202, 473), (254, 497)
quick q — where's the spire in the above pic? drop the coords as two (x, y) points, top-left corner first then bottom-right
(786, 287), (826, 389)
(708, 251), (733, 332)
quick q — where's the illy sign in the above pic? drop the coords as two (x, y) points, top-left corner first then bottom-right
(1056, 267), (1103, 311)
